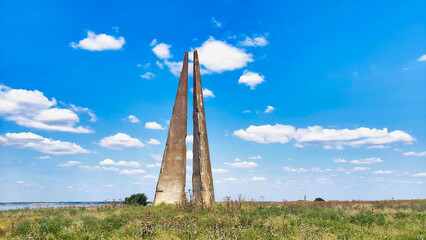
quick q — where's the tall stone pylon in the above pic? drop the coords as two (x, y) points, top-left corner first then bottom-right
(192, 50), (215, 205)
(153, 52), (188, 205)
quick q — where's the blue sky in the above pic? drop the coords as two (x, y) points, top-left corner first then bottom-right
(0, 0), (425, 202)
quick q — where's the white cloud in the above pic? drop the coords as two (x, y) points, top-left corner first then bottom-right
(147, 138), (161, 145)
(155, 60), (164, 69)
(189, 37), (253, 73)
(187, 150), (193, 160)
(70, 104), (97, 122)
(102, 184), (114, 188)
(238, 70), (265, 90)
(212, 168), (228, 173)
(99, 159), (140, 167)
(233, 124), (296, 144)
(144, 174), (157, 179)
(311, 167), (332, 173)
(233, 124), (415, 149)
(404, 151), (426, 157)
(0, 85), (93, 133)
(99, 133), (144, 150)
(412, 173), (426, 177)
(145, 121), (165, 130)
(152, 43), (172, 59)
(350, 157), (383, 164)
(140, 72), (155, 80)
(127, 115), (140, 123)
(37, 155), (51, 160)
(150, 39), (157, 47)
(216, 177), (238, 183)
(57, 161), (82, 167)
(0, 132), (90, 155)
(352, 167), (369, 171)
(228, 161), (258, 168)
(251, 176), (266, 181)
(79, 165), (119, 171)
(373, 170), (395, 175)
(186, 135), (193, 143)
(243, 110), (251, 113)
(248, 156), (262, 160)
(283, 167), (308, 173)
(239, 36), (268, 47)
(70, 31), (125, 51)
(211, 17), (222, 28)
(120, 169), (146, 175)
(150, 153), (162, 161)
(146, 163), (161, 168)
(202, 88), (215, 98)
(333, 158), (347, 163)
(264, 106), (275, 113)
(417, 54), (426, 62)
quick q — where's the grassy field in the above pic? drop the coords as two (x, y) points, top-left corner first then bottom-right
(0, 199), (425, 239)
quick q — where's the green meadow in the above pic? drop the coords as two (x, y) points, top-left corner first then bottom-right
(1, 199), (425, 239)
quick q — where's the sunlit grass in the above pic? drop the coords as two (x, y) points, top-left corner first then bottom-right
(1, 199), (425, 239)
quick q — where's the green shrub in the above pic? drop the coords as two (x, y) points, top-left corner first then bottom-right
(314, 197), (325, 202)
(124, 193), (148, 206)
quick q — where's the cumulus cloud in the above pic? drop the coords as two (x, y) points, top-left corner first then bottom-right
(189, 37), (253, 73)
(99, 133), (144, 150)
(412, 173), (426, 177)
(145, 121), (165, 130)
(0, 85), (94, 133)
(333, 158), (347, 163)
(404, 151), (426, 157)
(146, 163), (161, 168)
(248, 156), (262, 160)
(283, 167), (308, 172)
(373, 170), (395, 175)
(70, 31), (125, 51)
(127, 115), (140, 123)
(186, 135), (193, 143)
(238, 70), (265, 90)
(264, 106), (275, 113)
(350, 157), (383, 164)
(57, 161), (82, 167)
(152, 43), (172, 59)
(99, 159), (140, 167)
(234, 124), (415, 149)
(202, 88), (215, 98)
(37, 155), (51, 159)
(352, 167), (369, 171)
(147, 138), (161, 145)
(417, 54), (426, 62)
(212, 168), (228, 173)
(0, 132), (90, 155)
(234, 124), (296, 144)
(186, 150), (193, 160)
(251, 176), (266, 181)
(79, 165), (119, 171)
(120, 169), (146, 175)
(227, 160), (258, 168)
(140, 72), (155, 80)
(239, 36), (268, 47)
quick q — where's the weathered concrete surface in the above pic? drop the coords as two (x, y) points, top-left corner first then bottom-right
(192, 50), (215, 206)
(153, 52), (188, 205)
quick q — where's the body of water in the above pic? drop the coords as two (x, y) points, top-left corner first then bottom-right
(0, 202), (112, 211)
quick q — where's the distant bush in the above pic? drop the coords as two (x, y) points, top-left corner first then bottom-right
(314, 197), (325, 202)
(124, 193), (148, 206)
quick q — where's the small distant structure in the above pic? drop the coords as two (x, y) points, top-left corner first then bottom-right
(304, 195), (306, 201)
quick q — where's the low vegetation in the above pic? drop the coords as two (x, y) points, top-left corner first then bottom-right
(0, 199), (425, 239)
